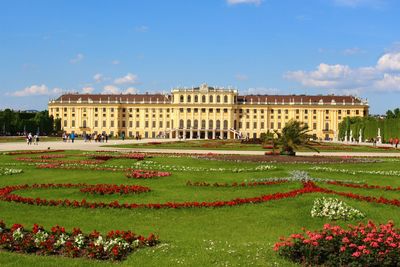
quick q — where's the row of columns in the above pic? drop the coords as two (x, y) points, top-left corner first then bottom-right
(174, 129), (233, 140)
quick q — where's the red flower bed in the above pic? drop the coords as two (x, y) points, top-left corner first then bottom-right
(186, 180), (287, 187)
(0, 220), (159, 261)
(5, 150), (65, 155)
(40, 154), (66, 159)
(125, 170), (171, 179)
(0, 181), (323, 209)
(327, 181), (400, 191)
(80, 184), (151, 195)
(274, 221), (400, 266)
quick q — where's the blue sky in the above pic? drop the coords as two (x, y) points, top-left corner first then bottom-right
(1, 0), (400, 114)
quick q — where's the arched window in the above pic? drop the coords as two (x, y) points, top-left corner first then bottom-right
(216, 120), (221, 129)
(217, 95), (221, 103)
(194, 120), (198, 129)
(83, 120), (87, 128)
(209, 95), (213, 103)
(234, 120), (237, 129)
(223, 120), (228, 130)
(187, 95), (191, 103)
(180, 95), (184, 103)
(209, 120), (213, 129)
(187, 119), (191, 128)
(224, 95), (228, 103)
(201, 120), (206, 129)
(202, 95), (206, 103)
(194, 95), (198, 103)
(325, 122), (329, 131)
(179, 120), (184, 129)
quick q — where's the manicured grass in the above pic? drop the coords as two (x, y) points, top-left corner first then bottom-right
(0, 136), (60, 143)
(1, 151), (400, 266)
(104, 139), (400, 153)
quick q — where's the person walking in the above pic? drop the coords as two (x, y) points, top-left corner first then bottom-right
(70, 132), (75, 143)
(27, 133), (32, 145)
(395, 137), (399, 149)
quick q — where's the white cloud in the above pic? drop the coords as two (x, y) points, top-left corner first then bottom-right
(285, 51), (400, 93)
(333, 0), (383, 8)
(343, 47), (366, 55)
(9, 84), (62, 97)
(81, 87), (95, 94)
(227, 0), (262, 5)
(124, 87), (138, 94)
(102, 85), (139, 94)
(114, 73), (139, 85)
(135, 25), (149, 32)
(244, 87), (280, 95)
(102, 85), (120, 94)
(377, 52), (400, 71)
(93, 73), (104, 83)
(70, 53), (84, 64)
(374, 73), (400, 91)
(111, 60), (120, 65)
(235, 74), (249, 81)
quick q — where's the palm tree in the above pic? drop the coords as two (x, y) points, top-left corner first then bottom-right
(275, 120), (319, 155)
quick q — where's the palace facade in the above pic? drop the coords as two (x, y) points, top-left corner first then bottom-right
(48, 84), (369, 140)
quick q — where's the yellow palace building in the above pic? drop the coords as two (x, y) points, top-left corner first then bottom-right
(48, 83), (369, 140)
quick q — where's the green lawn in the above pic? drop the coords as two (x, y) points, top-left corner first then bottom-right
(104, 139), (400, 153)
(0, 136), (60, 143)
(1, 151), (400, 266)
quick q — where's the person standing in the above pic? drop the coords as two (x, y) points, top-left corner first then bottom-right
(395, 137), (399, 149)
(28, 133), (32, 145)
(70, 132), (75, 143)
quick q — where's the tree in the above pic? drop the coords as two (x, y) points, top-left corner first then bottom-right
(260, 131), (279, 154)
(275, 120), (319, 155)
(394, 108), (400, 119)
(386, 110), (395, 119)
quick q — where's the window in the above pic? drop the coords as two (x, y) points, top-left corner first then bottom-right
(313, 123), (317, 130)
(338, 110), (342, 115)
(270, 122), (274, 129)
(179, 120), (184, 129)
(356, 110), (359, 115)
(296, 109), (299, 114)
(187, 95), (191, 103)
(194, 120), (198, 129)
(194, 95), (198, 103)
(202, 95), (206, 103)
(326, 110), (329, 114)
(72, 120), (75, 127)
(152, 121), (156, 128)
(129, 121), (133, 127)
(253, 122), (257, 129)
(223, 108), (228, 113)
(217, 95), (221, 103)
(209, 95), (213, 103)
(216, 120), (220, 129)
(223, 120), (228, 130)
(270, 109), (274, 114)
(136, 121), (140, 127)
(253, 109), (257, 113)
(63, 120), (67, 127)
(246, 122), (250, 129)
(239, 122), (242, 128)
(94, 121), (98, 127)
(110, 121), (114, 127)
(278, 109), (281, 114)
(278, 122), (281, 129)
(304, 110), (308, 114)
(187, 108), (191, 113)
(209, 120), (213, 129)
(180, 95), (184, 103)
(285, 109), (288, 114)
(261, 122), (264, 128)
(201, 120), (206, 129)
(224, 95), (228, 103)
(122, 121), (126, 127)
(347, 110), (351, 115)
(325, 122), (329, 130)
(103, 121), (106, 127)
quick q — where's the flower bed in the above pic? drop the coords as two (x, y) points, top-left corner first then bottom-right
(327, 181), (400, 191)
(311, 197), (365, 220)
(0, 220), (159, 261)
(274, 221), (400, 266)
(40, 154), (66, 159)
(310, 166), (400, 177)
(80, 184), (151, 195)
(125, 170), (171, 179)
(0, 181), (324, 209)
(0, 167), (23, 176)
(4, 150), (65, 155)
(186, 180), (287, 187)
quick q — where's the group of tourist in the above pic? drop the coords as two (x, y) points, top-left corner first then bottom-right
(25, 133), (40, 145)
(61, 132), (112, 143)
(62, 132), (75, 143)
